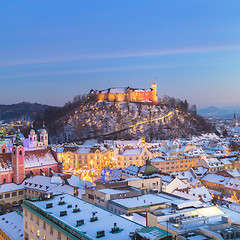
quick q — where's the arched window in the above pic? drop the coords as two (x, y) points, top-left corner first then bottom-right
(30, 137), (32, 141)
(19, 150), (22, 155)
(13, 150), (16, 155)
(2, 148), (5, 153)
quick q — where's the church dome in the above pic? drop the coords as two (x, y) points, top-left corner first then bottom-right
(139, 159), (158, 176)
(30, 129), (35, 134)
(0, 130), (6, 145)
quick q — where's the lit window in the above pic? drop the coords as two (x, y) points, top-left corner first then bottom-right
(31, 225), (34, 233)
(37, 229), (40, 237)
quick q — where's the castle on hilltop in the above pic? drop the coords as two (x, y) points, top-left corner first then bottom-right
(90, 83), (158, 103)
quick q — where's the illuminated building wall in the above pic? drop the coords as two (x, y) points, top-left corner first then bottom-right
(59, 147), (115, 172)
(116, 147), (151, 168)
(151, 156), (201, 173)
(93, 83), (158, 104)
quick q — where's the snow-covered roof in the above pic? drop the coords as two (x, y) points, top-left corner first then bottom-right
(122, 148), (144, 156)
(22, 175), (58, 192)
(188, 186), (212, 202)
(202, 158), (225, 168)
(202, 174), (228, 185)
(0, 183), (24, 194)
(76, 147), (91, 154)
(24, 194), (144, 240)
(98, 188), (130, 195)
(190, 166), (208, 178)
(0, 212), (23, 240)
(227, 168), (240, 178)
(110, 194), (170, 209)
(114, 139), (142, 148)
(66, 175), (93, 188)
(24, 149), (58, 168)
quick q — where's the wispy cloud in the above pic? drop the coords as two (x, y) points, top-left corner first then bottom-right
(0, 44), (240, 67)
(0, 64), (171, 79)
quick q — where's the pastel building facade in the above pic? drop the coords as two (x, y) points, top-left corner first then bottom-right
(0, 130), (61, 185)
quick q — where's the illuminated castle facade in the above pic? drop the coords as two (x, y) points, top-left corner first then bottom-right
(90, 83), (158, 103)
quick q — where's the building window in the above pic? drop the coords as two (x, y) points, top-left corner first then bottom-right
(88, 194), (94, 200)
(19, 150), (22, 155)
(12, 192), (17, 197)
(0, 195), (2, 199)
(36, 217), (39, 225)
(5, 193), (10, 198)
(30, 213), (33, 221)
(43, 221), (46, 230)
(43, 235), (46, 240)
(3, 179), (6, 184)
(37, 229), (40, 237)
(50, 226), (53, 235)
(57, 232), (61, 240)
(25, 221), (28, 229)
(19, 190), (23, 195)
(31, 225), (34, 233)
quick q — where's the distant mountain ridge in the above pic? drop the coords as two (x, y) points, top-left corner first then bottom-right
(0, 102), (53, 122)
(198, 106), (240, 117)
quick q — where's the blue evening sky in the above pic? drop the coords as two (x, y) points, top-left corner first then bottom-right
(0, 0), (240, 108)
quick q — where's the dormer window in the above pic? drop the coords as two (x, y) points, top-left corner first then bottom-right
(13, 150), (16, 155)
(2, 148), (5, 153)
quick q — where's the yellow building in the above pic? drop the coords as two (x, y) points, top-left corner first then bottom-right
(116, 146), (150, 168)
(58, 144), (115, 173)
(151, 155), (201, 173)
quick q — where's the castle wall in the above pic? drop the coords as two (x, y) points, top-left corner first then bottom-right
(97, 86), (157, 103)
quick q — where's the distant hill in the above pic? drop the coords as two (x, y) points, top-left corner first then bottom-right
(198, 106), (240, 117)
(0, 102), (52, 122)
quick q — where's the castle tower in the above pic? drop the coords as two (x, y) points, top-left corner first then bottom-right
(151, 82), (158, 103)
(233, 112), (238, 127)
(152, 82), (157, 93)
(0, 129), (7, 153)
(40, 124), (48, 147)
(28, 124), (37, 150)
(12, 130), (25, 184)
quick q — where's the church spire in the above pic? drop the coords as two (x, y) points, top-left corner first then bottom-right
(233, 112), (238, 127)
